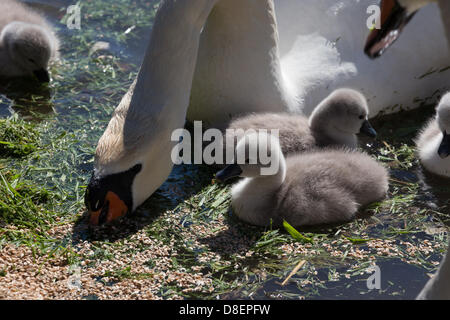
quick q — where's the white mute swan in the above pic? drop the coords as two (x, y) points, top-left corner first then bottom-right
(0, 0), (59, 82)
(85, 0), (220, 225)
(225, 88), (377, 156)
(365, 0), (450, 58)
(215, 132), (388, 227)
(86, 0), (449, 224)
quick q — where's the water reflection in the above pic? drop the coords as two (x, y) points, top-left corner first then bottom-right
(0, 78), (54, 120)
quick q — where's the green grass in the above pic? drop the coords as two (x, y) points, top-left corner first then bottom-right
(0, 115), (40, 158)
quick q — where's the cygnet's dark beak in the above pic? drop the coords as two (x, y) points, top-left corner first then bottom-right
(216, 164), (243, 182)
(33, 68), (50, 83)
(360, 119), (377, 138)
(438, 131), (450, 159)
(364, 0), (417, 59)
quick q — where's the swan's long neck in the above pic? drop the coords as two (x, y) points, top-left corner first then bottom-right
(417, 239), (450, 300)
(127, 0), (217, 132)
(438, 0), (450, 46)
(188, 0), (296, 126)
(96, 0), (218, 175)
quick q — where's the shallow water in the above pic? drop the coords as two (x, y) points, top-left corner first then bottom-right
(1, 0), (449, 300)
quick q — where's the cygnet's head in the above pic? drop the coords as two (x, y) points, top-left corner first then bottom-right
(216, 131), (285, 181)
(436, 93), (450, 159)
(1, 21), (54, 82)
(309, 88), (377, 141)
(365, 0), (434, 58)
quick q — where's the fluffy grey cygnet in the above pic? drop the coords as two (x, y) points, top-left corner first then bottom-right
(0, 0), (59, 82)
(416, 93), (450, 177)
(225, 88), (377, 156)
(216, 132), (389, 227)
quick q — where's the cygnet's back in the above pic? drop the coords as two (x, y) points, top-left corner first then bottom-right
(226, 112), (315, 155)
(224, 88), (376, 156)
(276, 150), (389, 227)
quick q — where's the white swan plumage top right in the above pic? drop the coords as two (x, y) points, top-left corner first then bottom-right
(189, 0), (450, 125)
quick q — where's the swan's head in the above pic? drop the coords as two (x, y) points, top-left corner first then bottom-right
(0, 21), (55, 82)
(85, 100), (175, 226)
(216, 132), (285, 181)
(85, 141), (174, 226)
(85, 164), (142, 226)
(365, 0), (434, 58)
(309, 88), (377, 140)
(436, 93), (450, 158)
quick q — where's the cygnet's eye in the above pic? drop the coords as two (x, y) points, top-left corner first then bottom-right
(359, 115), (364, 120)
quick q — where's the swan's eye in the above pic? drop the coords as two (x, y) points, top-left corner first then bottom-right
(28, 58), (36, 64)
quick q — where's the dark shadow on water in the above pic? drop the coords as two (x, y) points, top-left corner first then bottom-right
(0, 77), (54, 120)
(232, 259), (430, 300)
(416, 168), (450, 225)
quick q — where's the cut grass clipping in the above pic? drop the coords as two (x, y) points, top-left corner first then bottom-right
(0, 114), (40, 158)
(283, 220), (314, 244)
(0, 166), (57, 233)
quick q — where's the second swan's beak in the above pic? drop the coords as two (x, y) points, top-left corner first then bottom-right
(364, 0), (417, 58)
(438, 131), (450, 159)
(88, 191), (129, 226)
(360, 119), (377, 138)
(216, 164), (243, 182)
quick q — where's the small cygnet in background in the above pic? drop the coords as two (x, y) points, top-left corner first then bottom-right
(0, 0), (59, 83)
